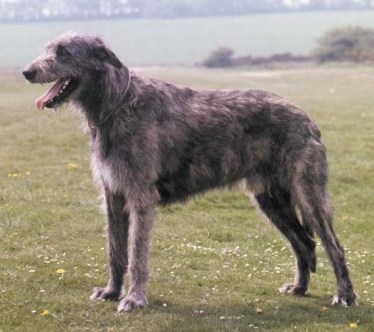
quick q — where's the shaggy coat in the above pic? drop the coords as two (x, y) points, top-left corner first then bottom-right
(23, 33), (356, 312)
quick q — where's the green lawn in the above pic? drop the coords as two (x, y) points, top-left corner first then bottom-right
(0, 66), (373, 331)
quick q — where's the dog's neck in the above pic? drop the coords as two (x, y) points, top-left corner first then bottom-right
(90, 67), (131, 129)
(78, 65), (131, 129)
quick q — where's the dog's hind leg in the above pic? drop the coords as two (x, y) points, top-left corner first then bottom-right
(299, 211), (317, 273)
(254, 187), (316, 296)
(294, 181), (356, 306)
(91, 189), (129, 301)
(117, 188), (158, 313)
(292, 141), (356, 306)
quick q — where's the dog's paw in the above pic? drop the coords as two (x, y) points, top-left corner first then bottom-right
(279, 283), (308, 296)
(90, 287), (120, 301)
(332, 293), (358, 307)
(117, 292), (148, 313)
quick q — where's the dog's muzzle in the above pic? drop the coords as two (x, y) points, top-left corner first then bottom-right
(23, 68), (37, 81)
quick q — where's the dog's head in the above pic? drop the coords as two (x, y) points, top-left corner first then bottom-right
(23, 32), (123, 110)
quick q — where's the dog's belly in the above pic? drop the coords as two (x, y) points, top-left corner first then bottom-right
(156, 176), (214, 204)
(156, 130), (276, 204)
(156, 157), (247, 204)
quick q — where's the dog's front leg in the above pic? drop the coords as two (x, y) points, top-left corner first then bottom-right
(117, 190), (156, 313)
(91, 189), (129, 301)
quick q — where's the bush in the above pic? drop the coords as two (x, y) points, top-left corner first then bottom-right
(202, 49), (311, 68)
(235, 52), (311, 66)
(313, 26), (374, 63)
(201, 47), (234, 68)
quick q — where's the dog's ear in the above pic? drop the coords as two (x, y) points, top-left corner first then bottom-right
(94, 46), (123, 69)
(56, 44), (71, 57)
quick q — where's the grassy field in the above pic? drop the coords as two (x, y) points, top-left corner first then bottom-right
(2, 11), (374, 67)
(0, 65), (374, 331)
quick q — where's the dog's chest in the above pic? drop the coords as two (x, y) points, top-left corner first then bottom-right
(90, 145), (123, 193)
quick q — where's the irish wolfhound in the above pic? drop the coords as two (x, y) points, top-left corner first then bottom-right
(23, 33), (356, 312)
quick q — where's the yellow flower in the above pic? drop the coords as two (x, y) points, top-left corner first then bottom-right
(41, 309), (49, 316)
(7, 173), (20, 177)
(66, 163), (79, 169)
(56, 268), (65, 274)
(349, 322), (358, 329)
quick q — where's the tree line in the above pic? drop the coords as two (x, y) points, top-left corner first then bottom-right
(201, 26), (374, 67)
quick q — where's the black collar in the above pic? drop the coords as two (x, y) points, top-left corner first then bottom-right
(90, 69), (131, 128)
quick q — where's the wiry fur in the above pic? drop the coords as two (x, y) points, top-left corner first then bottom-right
(23, 33), (356, 312)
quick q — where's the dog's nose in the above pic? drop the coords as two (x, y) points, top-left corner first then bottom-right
(22, 69), (37, 81)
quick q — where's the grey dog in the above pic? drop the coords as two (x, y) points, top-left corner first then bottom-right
(23, 33), (356, 312)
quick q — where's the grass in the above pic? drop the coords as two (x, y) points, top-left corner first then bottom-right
(0, 65), (373, 331)
(2, 11), (374, 67)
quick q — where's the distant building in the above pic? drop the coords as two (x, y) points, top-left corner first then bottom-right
(0, 0), (373, 22)
(0, 0), (140, 22)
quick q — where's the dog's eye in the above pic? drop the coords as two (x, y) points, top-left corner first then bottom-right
(56, 44), (71, 57)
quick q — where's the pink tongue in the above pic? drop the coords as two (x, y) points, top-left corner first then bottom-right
(36, 79), (65, 111)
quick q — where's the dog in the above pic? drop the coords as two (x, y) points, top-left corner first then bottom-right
(23, 33), (356, 312)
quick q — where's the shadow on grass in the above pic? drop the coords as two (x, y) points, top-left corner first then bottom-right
(140, 294), (372, 331)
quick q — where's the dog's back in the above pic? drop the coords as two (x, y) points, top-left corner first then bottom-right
(122, 76), (323, 204)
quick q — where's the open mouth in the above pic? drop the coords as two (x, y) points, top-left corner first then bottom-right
(36, 78), (79, 110)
